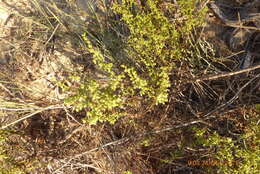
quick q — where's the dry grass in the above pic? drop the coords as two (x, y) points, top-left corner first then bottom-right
(0, 0), (259, 174)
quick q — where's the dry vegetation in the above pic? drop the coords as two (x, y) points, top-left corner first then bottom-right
(0, 0), (259, 174)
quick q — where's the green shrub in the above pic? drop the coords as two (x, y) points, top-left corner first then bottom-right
(61, 0), (207, 124)
(0, 130), (25, 174)
(194, 118), (260, 174)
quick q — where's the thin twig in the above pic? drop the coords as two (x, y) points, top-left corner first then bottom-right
(0, 107), (41, 111)
(63, 105), (83, 125)
(0, 105), (65, 129)
(54, 115), (218, 173)
(0, 82), (15, 97)
(202, 73), (260, 118)
(52, 137), (128, 174)
(44, 23), (60, 46)
(220, 22), (260, 31)
(190, 64), (260, 83)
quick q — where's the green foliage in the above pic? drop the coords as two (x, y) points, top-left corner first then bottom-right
(123, 170), (133, 174)
(62, 0), (207, 124)
(178, 0), (207, 33)
(140, 137), (152, 147)
(0, 131), (25, 174)
(62, 34), (126, 124)
(194, 119), (260, 174)
(255, 104), (260, 111)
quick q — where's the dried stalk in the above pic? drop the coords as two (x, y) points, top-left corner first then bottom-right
(191, 64), (260, 82)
